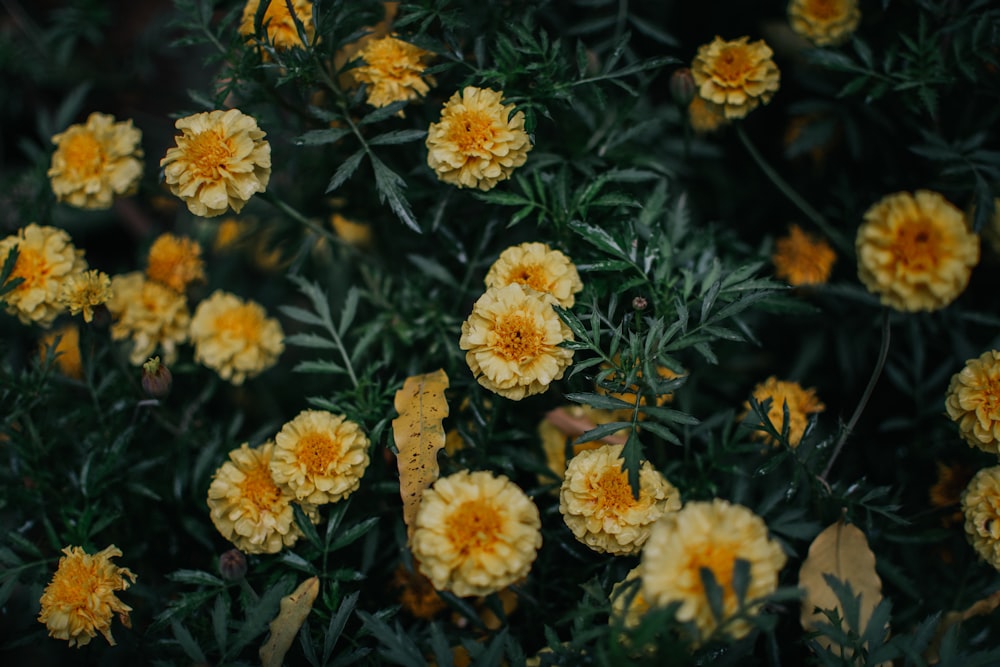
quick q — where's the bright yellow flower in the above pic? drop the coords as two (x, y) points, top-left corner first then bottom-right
(0, 223), (87, 327)
(189, 290), (284, 385)
(208, 442), (317, 554)
(772, 224), (837, 286)
(856, 190), (979, 312)
(412, 470), (542, 597)
(352, 35), (434, 109)
(740, 376), (825, 447)
(426, 86), (532, 191)
(459, 283), (574, 401)
(788, 0), (861, 47)
(239, 0), (314, 56)
(60, 269), (112, 323)
(38, 545), (136, 648)
(946, 350), (1000, 455)
(145, 233), (206, 293)
(485, 242), (583, 308)
(559, 444), (681, 555)
(640, 499), (787, 642)
(106, 272), (190, 365)
(962, 465), (1000, 571)
(48, 112), (144, 210)
(688, 95), (729, 134)
(39, 324), (83, 379)
(692, 36), (780, 120)
(270, 409), (370, 505)
(160, 109), (271, 218)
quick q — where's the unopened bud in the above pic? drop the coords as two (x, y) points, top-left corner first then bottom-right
(632, 296), (648, 311)
(141, 357), (172, 397)
(670, 68), (696, 107)
(219, 549), (248, 581)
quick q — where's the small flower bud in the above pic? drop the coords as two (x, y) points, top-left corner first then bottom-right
(632, 296), (648, 311)
(141, 357), (172, 397)
(670, 68), (696, 107)
(218, 549), (247, 581)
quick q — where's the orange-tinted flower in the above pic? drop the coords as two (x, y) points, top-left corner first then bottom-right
(772, 224), (836, 286)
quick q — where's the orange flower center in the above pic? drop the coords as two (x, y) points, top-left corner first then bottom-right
(214, 305), (262, 343)
(239, 462), (281, 509)
(46, 557), (97, 608)
(507, 262), (551, 293)
(493, 312), (545, 362)
(447, 110), (495, 154)
(62, 132), (105, 178)
(11, 246), (48, 291)
(805, 0), (841, 20)
(593, 467), (637, 514)
(295, 431), (339, 476)
(262, 4), (300, 45)
(185, 130), (234, 179)
(445, 498), (502, 555)
(893, 218), (941, 271)
(714, 46), (753, 84)
(688, 540), (737, 601)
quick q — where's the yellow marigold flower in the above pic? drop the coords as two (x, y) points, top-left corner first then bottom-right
(106, 272), (190, 366)
(692, 36), (780, 120)
(38, 545), (136, 648)
(208, 442), (317, 554)
(740, 376), (825, 447)
(60, 269), (112, 323)
(856, 190), (979, 312)
(412, 470), (542, 597)
(426, 86), (532, 191)
(0, 223), (87, 327)
(788, 0), (861, 47)
(392, 564), (448, 620)
(640, 499), (787, 642)
(597, 358), (683, 421)
(239, 0), (314, 55)
(48, 112), (144, 210)
(559, 444), (681, 555)
(772, 224), (837, 286)
(330, 213), (373, 248)
(538, 405), (615, 482)
(945, 350), (1000, 455)
(39, 324), (84, 379)
(931, 461), (975, 528)
(189, 290), (284, 385)
(270, 409), (370, 505)
(145, 233), (206, 293)
(459, 283), (574, 401)
(485, 242), (583, 309)
(688, 95), (729, 134)
(213, 218), (248, 252)
(160, 109), (272, 218)
(610, 567), (649, 630)
(352, 35), (434, 109)
(962, 465), (1000, 570)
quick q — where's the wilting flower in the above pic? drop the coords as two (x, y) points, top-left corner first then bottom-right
(640, 499), (787, 641)
(352, 35), (434, 109)
(687, 95), (729, 134)
(931, 461), (975, 528)
(962, 465), (1000, 570)
(0, 223), (87, 327)
(106, 272), (190, 365)
(38, 545), (136, 648)
(485, 242), (583, 308)
(856, 190), (979, 312)
(426, 86), (532, 191)
(692, 36), (780, 120)
(740, 376), (825, 447)
(60, 269), (112, 323)
(189, 290), (284, 385)
(412, 470), (542, 597)
(208, 442), (317, 554)
(946, 350), (1000, 455)
(270, 409), (371, 505)
(39, 324), (84, 379)
(239, 0), (314, 55)
(559, 444), (681, 555)
(48, 112), (144, 210)
(146, 233), (206, 293)
(459, 283), (574, 400)
(772, 224), (836, 286)
(788, 0), (861, 47)
(160, 109), (271, 218)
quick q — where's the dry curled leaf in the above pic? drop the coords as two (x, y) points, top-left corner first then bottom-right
(260, 576), (320, 667)
(392, 369), (450, 541)
(926, 589), (1000, 664)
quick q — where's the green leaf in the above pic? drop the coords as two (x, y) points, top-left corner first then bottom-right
(371, 155), (419, 232)
(295, 127), (352, 146)
(326, 149), (366, 193)
(368, 129), (428, 146)
(284, 333), (338, 350)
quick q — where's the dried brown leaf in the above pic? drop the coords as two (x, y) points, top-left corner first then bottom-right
(260, 576), (320, 667)
(926, 589), (1000, 664)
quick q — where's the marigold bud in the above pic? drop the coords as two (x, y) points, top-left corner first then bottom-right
(141, 357), (172, 397)
(218, 549), (247, 581)
(670, 68), (695, 107)
(632, 296), (648, 311)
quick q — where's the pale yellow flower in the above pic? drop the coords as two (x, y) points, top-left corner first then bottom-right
(740, 376), (825, 447)
(946, 351), (1000, 455)
(106, 272), (190, 365)
(459, 283), (574, 401)
(239, 0), (314, 56)
(189, 290), (284, 385)
(788, 0), (861, 47)
(48, 112), (144, 210)
(0, 223), (87, 327)
(208, 442), (316, 554)
(426, 86), (532, 191)
(270, 409), (370, 505)
(60, 269), (112, 323)
(485, 242), (583, 309)
(640, 499), (787, 642)
(412, 470), (542, 597)
(856, 190), (979, 312)
(610, 567), (650, 630)
(352, 35), (434, 109)
(962, 465), (1000, 570)
(559, 444), (681, 555)
(688, 95), (729, 134)
(145, 233), (206, 293)
(39, 324), (84, 379)
(772, 224), (837, 286)
(160, 109), (271, 218)
(38, 545), (136, 648)
(692, 36), (780, 120)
